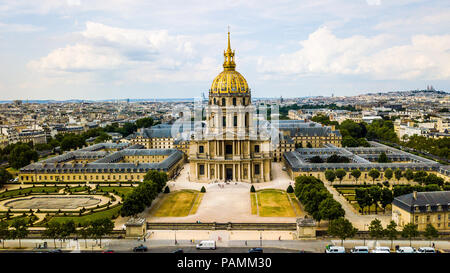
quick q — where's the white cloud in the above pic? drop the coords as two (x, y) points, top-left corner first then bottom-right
(367, 0), (381, 6)
(257, 27), (450, 80)
(0, 22), (44, 32)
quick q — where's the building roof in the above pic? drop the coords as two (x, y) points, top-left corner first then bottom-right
(393, 191), (450, 213)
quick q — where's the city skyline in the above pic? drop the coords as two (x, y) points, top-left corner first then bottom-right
(1, 0), (450, 100)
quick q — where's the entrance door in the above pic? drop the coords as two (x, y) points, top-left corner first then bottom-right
(226, 168), (233, 181)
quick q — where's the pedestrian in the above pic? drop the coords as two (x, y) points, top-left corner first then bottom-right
(432, 242), (435, 248)
(278, 236), (281, 241)
(245, 240), (247, 246)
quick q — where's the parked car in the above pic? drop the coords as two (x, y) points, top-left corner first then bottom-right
(396, 247), (416, 253)
(173, 249), (184, 254)
(102, 249), (115, 253)
(133, 244), (148, 252)
(196, 240), (216, 250)
(325, 245), (346, 253)
(248, 248), (263, 253)
(417, 247), (436, 253)
(371, 247), (391, 253)
(351, 246), (369, 253)
(48, 249), (62, 253)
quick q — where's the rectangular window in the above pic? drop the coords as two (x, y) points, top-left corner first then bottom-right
(199, 145), (204, 153)
(223, 116), (226, 127)
(254, 145), (260, 153)
(226, 144), (233, 155)
(234, 115), (238, 127)
(254, 164), (260, 175)
(199, 164), (205, 175)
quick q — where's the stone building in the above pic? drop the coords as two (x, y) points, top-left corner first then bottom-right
(188, 31), (272, 183)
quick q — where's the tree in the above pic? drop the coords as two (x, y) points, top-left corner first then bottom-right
(306, 142), (313, 148)
(404, 169), (414, 182)
(309, 156), (324, 163)
(377, 152), (391, 163)
(394, 169), (402, 184)
(10, 218), (29, 248)
(44, 222), (61, 248)
(60, 220), (76, 248)
(0, 168), (13, 188)
(355, 188), (371, 214)
(368, 218), (384, 244)
(368, 169), (380, 184)
(90, 218), (114, 248)
(424, 223), (439, 247)
(335, 169), (346, 184)
(368, 186), (382, 214)
(318, 198), (345, 222)
(384, 168), (393, 183)
(163, 186), (170, 193)
(350, 169), (361, 183)
(77, 222), (91, 249)
(402, 223), (419, 246)
(136, 117), (154, 128)
(201, 186), (206, 193)
(0, 220), (9, 249)
(286, 185), (294, 193)
(8, 143), (39, 169)
(250, 185), (255, 192)
(328, 217), (358, 246)
(384, 221), (398, 249)
(143, 170), (168, 193)
(324, 170), (336, 184)
(380, 188), (393, 213)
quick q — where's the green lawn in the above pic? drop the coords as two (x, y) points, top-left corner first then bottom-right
(0, 186), (63, 199)
(250, 193), (257, 214)
(47, 205), (122, 225)
(96, 186), (134, 197)
(151, 190), (200, 217)
(190, 193), (204, 215)
(256, 189), (296, 217)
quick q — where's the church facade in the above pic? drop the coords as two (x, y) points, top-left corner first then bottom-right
(188, 32), (272, 183)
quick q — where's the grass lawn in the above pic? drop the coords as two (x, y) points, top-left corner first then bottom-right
(0, 186), (63, 199)
(190, 193), (204, 215)
(151, 190), (200, 217)
(250, 193), (257, 214)
(96, 186), (134, 197)
(47, 205), (122, 225)
(256, 189), (296, 217)
(288, 193), (303, 216)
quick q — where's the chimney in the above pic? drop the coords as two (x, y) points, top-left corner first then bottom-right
(413, 191), (417, 200)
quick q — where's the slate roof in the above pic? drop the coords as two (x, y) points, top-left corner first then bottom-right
(393, 191), (450, 213)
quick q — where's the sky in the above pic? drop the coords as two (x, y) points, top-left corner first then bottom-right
(0, 0), (449, 100)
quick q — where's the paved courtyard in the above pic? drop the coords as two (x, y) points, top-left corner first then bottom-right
(145, 162), (297, 223)
(0, 195), (106, 210)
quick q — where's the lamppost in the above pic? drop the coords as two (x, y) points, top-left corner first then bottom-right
(259, 231), (262, 247)
(363, 224), (368, 246)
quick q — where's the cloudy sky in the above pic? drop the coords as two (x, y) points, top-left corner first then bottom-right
(0, 0), (449, 100)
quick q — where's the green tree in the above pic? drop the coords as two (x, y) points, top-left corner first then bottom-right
(377, 152), (391, 163)
(404, 169), (414, 182)
(368, 169), (380, 184)
(355, 188), (371, 214)
(328, 217), (358, 246)
(60, 220), (76, 248)
(136, 117), (154, 128)
(0, 220), (10, 248)
(250, 185), (255, 192)
(368, 218), (384, 244)
(384, 168), (393, 183)
(368, 186), (382, 214)
(424, 223), (439, 247)
(335, 169), (346, 184)
(394, 169), (402, 184)
(77, 222), (92, 249)
(286, 185), (294, 193)
(143, 170), (168, 193)
(306, 142), (313, 148)
(0, 168), (13, 188)
(10, 218), (29, 248)
(8, 143), (39, 169)
(201, 186), (206, 193)
(318, 198), (345, 222)
(384, 221), (398, 249)
(324, 170), (336, 184)
(402, 223), (419, 246)
(43, 222), (61, 248)
(380, 188), (393, 213)
(90, 218), (114, 248)
(350, 169), (361, 183)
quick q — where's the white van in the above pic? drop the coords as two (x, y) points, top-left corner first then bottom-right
(196, 240), (216, 250)
(351, 246), (369, 253)
(417, 247), (436, 253)
(396, 247), (416, 253)
(325, 246), (346, 253)
(371, 247), (391, 253)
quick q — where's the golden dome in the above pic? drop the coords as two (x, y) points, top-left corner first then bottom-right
(210, 30), (249, 94)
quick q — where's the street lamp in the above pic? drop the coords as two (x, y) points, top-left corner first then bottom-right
(259, 231), (262, 247)
(363, 224), (368, 246)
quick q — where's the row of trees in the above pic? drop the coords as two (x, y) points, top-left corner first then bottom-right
(324, 168), (445, 186)
(402, 135), (449, 160)
(294, 175), (345, 224)
(0, 217), (114, 249)
(355, 186), (393, 214)
(328, 218), (439, 248)
(0, 142), (39, 170)
(120, 170), (168, 217)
